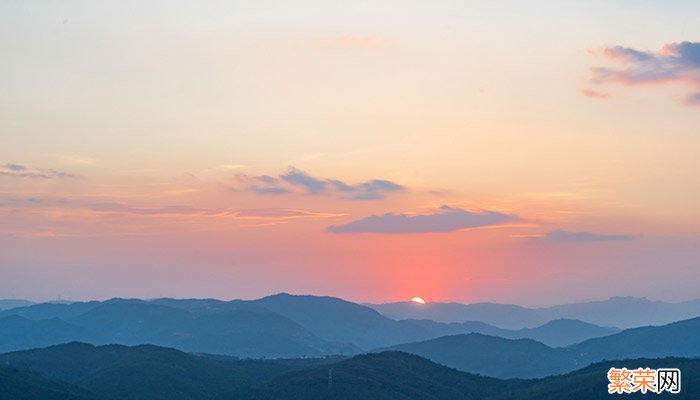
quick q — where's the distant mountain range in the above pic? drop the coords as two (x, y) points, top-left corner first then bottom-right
(367, 296), (700, 329)
(1, 294), (699, 358)
(1, 343), (698, 400)
(0, 297), (359, 357)
(0, 299), (35, 310)
(381, 334), (577, 379)
(408, 318), (619, 347)
(0, 294), (630, 356)
(381, 315), (700, 378)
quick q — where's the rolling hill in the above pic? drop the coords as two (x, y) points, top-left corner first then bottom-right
(3, 343), (698, 400)
(380, 333), (577, 378)
(493, 357), (700, 400)
(407, 318), (619, 347)
(2, 342), (304, 400)
(215, 351), (528, 400)
(0, 315), (100, 353)
(571, 315), (700, 364)
(381, 315), (700, 378)
(233, 353), (700, 400)
(0, 365), (99, 400)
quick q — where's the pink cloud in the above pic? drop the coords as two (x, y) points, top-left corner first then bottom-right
(587, 41), (700, 106)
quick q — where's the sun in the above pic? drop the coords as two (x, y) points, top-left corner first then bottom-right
(410, 296), (426, 304)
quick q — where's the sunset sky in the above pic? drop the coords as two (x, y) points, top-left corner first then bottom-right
(1, 1), (699, 306)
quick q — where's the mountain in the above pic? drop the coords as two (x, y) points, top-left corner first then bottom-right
(250, 293), (433, 349)
(571, 315), (700, 364)
(0, 299), (35, 311)
(0, 295), (434, 353)
(407, 318), (620, 347)
(1, 294), (694, 359)
(0, 301), (102, 321)
(160, 308), (360, 357)
(0, 299), (359, 357)
(492, 357), (700, 400)
(4, 343), (699, 400)
(382, 316), (700, 378)
(0, 365), (98, 400)
(367, 297), (700, 329)
(380, 333), (577, 379)
(510, 319), (620, 347)
(368, 301), (545, 329)
(252, 294), (619, 350)
(1, 342), (306, 400)
(543, 296), (700, 329)
(70, 300), (193, 341)
(73, 300), (359, 357)
(222, 352), (700, 399)
(0, 315), (100, 353)
(217, 351), (527, 400)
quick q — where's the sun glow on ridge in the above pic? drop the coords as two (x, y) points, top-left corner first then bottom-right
(410, 296), (426, 304)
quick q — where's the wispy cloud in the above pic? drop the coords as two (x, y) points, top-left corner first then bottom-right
(0, 196), (344, 236)
(328, 205), (516, 234)
(84, 203), (343, 221)
(587, 41), (700, 106)
(542, 230), (634, 243)
(0, 163), (79, 179)
(88, 203), (232, 217)
(236, 167), (404, 200)
(236, 208), (346, 220)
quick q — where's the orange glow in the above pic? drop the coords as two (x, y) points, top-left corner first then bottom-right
(411, 296), (426, 304)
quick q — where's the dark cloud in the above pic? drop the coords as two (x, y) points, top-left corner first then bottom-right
(543, 230), (634, 243)
(238, 168), (404, 200)
(587, 41), (700, 106)
(328, 205), (516, 234)
(0, 163), (79, 179)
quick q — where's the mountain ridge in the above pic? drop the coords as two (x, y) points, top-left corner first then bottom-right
(367, 296), (700, 329)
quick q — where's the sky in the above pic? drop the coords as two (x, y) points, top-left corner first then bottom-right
(1, 0), (699, 306)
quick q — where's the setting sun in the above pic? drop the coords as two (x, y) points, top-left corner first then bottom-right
(411, 297), (426, 304)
